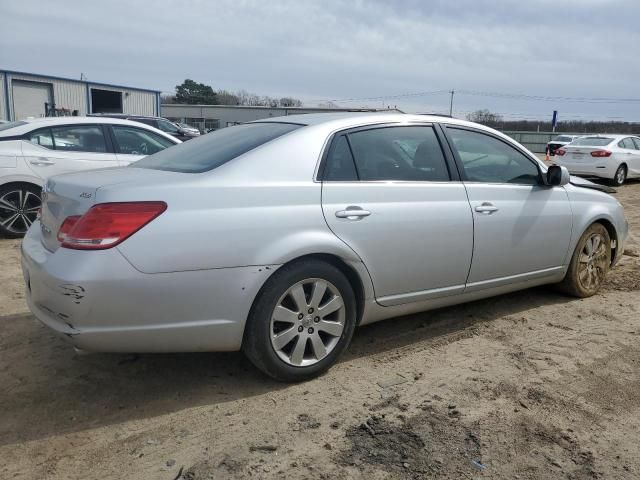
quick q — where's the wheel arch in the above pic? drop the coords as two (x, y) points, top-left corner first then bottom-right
(591, 217), (618, 266)
(245, 252), (371, 346)
(0, 176), (44, 190)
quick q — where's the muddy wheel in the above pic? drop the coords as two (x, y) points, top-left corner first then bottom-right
(243, 259), (356, 382)
(558, 223), (611, 297)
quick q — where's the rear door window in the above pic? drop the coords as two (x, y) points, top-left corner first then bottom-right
(632, 138), (640, 150)
(619, 138), (635, 149)
(344, 126), (450, 181)
(51, 125), (107, 153)
(134, 122), (302, 173)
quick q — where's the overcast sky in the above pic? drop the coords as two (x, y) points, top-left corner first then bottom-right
(1, 0), (639, 121)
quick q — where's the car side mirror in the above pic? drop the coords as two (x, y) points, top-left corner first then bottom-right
(547, 165), (570, 186)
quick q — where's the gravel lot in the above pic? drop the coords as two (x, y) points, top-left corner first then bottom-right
(1, 181), (639, 479)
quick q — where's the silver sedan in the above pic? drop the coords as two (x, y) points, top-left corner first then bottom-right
(21, 113), (628, 381)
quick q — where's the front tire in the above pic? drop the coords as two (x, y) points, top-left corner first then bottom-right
(558, 223), (611, 297)
(243, 259), (357, 382)
(0, 183), (41, 238)
(610, 164), (627, 186)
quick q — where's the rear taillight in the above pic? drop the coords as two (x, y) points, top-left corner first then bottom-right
(59, 202), (167, 250)
(57, 215), (81, 243)
(591, 150), (612, 158)
(556, 148), (566, 156)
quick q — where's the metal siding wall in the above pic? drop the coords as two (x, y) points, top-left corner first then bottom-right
(0, 73), (6, 120)
(9, 73), (87, 115)
(123, 90), (156, 116)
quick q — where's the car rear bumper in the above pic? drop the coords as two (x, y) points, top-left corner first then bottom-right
(21, 221), (277, 353)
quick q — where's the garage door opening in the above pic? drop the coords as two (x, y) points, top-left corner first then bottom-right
(91, 88), (122, 114)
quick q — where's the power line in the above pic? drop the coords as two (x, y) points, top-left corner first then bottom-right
(457, 90), (640, 104)
(320, 88), (640, 106)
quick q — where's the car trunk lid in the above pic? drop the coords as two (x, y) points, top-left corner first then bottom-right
(39, 167), (182, 252)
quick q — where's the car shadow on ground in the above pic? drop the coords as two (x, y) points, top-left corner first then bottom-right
(0, 285), (576, 446)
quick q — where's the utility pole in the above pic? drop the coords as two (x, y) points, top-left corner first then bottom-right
(449, 90), (455, 117)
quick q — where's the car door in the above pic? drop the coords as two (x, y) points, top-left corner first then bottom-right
(22, 124), (118, 179)
(442, 125), (573, 292)
(622, 138), (640, 177)
(110, 125), (177, 164)
(321, 124), (474, 306)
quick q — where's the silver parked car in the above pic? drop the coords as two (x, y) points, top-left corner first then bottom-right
(21, 113), (628, 381)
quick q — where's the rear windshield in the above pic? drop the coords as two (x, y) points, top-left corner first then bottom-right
(0, 121), (27, 133)
(134, 122), (302, 173)
(553, 135), (574, 142)
(571, 137), (613, 147)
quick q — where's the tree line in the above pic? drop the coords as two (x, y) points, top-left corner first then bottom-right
(466, 109), (640, 134)
(162, 79), (303, 108)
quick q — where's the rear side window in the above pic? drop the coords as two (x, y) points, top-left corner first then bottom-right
(323, 135), (358, 181)
(632, 138), (640, 150)
(112, 126), (174, 155)
(51, 125), (107, 153)
(134, 122), (302, 173)
(28, 128), (54, 148)
(336, 126), (450, 181)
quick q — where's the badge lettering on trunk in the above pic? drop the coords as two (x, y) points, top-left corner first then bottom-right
(79, 192), (92, 199)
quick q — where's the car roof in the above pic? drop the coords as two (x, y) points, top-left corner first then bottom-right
(0, 116), (179, 139)
(252, 112), (490, 131)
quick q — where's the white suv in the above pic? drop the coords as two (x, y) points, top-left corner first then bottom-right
(0, 117), (180, 237)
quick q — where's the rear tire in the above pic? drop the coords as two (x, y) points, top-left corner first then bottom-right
(243, 259), (357, 382)
(610, 164), (627, 186)
(557, 223), (611, 298)
(0, 183), (41, 238)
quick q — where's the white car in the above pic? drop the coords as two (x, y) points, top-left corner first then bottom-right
(0, 117), (180, 237)
(546, 134), (582, 156)
(555, 134), (640, 186)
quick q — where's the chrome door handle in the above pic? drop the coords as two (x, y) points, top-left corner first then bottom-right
(30, 158), (55, 166)
(474, 202), (498, 214)
(335, 207), (371, 219)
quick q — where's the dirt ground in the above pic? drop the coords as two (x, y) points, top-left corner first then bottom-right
(1, 181), (639, 480)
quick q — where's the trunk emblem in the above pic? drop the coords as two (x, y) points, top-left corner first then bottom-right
(79, 192), (92, 199)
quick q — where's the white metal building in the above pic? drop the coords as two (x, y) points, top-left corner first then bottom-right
(0, 69), (161, 121)
(162, 104), (403, 131)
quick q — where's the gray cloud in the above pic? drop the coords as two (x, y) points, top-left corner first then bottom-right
(1, 0), (638, 120)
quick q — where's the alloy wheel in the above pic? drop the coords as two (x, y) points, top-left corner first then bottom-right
(269, 278), (345, 367)
(615, 166), (626, 185)
(577, 233), (608, 291)
(0, 189), (41, 235)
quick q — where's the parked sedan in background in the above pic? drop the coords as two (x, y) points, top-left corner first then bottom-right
(176, 123), (201, 137)
(90, 114), (199, 141)
(555, 134), (640, 185)
(21, 113), (628, 381)
(0, 117), (179, 236)
(546, 134), (581, 155)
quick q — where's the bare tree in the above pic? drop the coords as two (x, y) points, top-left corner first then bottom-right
(466, 109), (503, 125)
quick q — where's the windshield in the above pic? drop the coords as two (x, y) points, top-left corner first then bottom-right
(553, 135), (574, 142)
(571, 137), (614, 147)
(0, 121), (27, 134)
(134, 122), (302, 173)
(156, 119), (180, 133)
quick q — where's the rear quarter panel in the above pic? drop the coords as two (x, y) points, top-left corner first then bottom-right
(110, 127), (363, 274)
